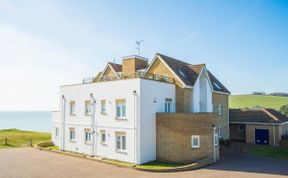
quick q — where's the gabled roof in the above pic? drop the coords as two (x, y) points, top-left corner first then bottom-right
(97, 62), (122, 81)
(153, 53), (230, 94)
(229, 108), (288, 124)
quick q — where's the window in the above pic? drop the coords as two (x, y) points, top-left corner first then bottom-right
(213, 82), (222, 90)
(116, 133), (126, 151)
(70, 101), (76, 115)
(84, 129), (91, 143)
(191, 135), (200, 148)
(238, 125), (244, 132)
(69, 128), (75, 142)
(218, 126), (222, 138)
(214, 133), (218, 146)
(116, 99), (126, 118)
(218, 104), (222, 116)
(85, 100), (91, 115)
(101, 100), (107, 113)
(165, 98), (172, 113)
(55, 127), (59, 138)
(101, 130), (106, 144)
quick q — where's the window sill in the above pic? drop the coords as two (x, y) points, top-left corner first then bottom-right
(191, 146), (200, 149)
(70, 140), (76, 143)
(115, 117), (127, 120)
(85, 113), (92, 116)
(101, 112), (107, 115)
(70, 114), (76, 116)
(101, 142), (107, 146)
(85, 142), (92, 145)
(115, 149), (127, 154)
(55, 137), (60, 139)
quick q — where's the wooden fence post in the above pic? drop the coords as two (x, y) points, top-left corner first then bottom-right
(4, 138), (8, 145)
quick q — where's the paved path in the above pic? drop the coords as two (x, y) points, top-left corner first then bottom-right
(0, 148), (287, 178)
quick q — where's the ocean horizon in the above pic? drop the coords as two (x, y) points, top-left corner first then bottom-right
(0, 111), (51, 132)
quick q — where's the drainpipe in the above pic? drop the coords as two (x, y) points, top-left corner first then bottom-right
(273, 124), (276, 146)
(212, 125), (217, 162)
(90, 93), (96, 156)
(133, 90), (137, 164)
(61, 95), (66, 151)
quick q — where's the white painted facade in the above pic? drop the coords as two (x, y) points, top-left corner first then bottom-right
(52, 78), (175, 164)
(192, 67), (213, 113)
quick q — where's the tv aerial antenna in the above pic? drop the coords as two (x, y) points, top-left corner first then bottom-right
(136, 40), (144, 56)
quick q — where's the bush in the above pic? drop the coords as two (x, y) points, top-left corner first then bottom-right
(220, 139), (231, 148)
(280, 104), (288, 116)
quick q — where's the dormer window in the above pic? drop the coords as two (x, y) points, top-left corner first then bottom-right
(178, 69), (187, 78)
(213, 82), (222, 90)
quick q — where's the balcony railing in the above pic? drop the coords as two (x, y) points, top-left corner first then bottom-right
(82, 72), (174, 84)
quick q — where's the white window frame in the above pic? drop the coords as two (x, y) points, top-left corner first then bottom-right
(101, 100), (107, 114)
(218, 104), (222, 116)
(55, 127), (59, 138)
(101, 130), (106, 144)
(116, 99), (126, 119)
(85, 100), (91, 115)
(191, 135), (200, 148)
(218, 126), (222, 138)
(69, 128), (76, 142)
(70, 101), (76, 115)
(84, 129), (91, 143)
(214, 133), (219, 146)
(165, 98), (172, 113)
(116, 133), (126, 152)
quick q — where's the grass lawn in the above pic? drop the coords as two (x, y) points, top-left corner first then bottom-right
(229, 95), (288, 110)
(136, 161), (185, 169)
(0, 129), (51, 148)
(247, 146), (288, 160)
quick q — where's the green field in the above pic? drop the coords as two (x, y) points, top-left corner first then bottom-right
(229, 95), (288, 110)
(0, 129), (51, 148)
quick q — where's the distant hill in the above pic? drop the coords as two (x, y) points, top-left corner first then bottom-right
(229, 95), (288, 110)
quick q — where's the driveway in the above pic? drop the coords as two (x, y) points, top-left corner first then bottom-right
(0, 147), (287, 178)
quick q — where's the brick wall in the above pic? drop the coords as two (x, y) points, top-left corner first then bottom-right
(213, 93), (229, 139)
(156, 113), (220, 163)
(122, 57), (148, 77)
(230, 124), (246, 141)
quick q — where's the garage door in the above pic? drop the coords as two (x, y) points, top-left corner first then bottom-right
(255, 129), (269, 145)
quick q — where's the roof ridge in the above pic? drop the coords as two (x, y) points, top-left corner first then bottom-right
(262, 109), (279, 121)
(156, 53), (190, 65)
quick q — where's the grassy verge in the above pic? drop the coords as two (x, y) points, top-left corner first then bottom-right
(136, 161), (185, 169)
(0, 129), (51, 148)
(247, 146), (288, 160)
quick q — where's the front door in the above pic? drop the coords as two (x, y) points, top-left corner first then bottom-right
(255, 129), (269, 145)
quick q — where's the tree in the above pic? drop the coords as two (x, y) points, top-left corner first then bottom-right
(280, 104), (288, 116)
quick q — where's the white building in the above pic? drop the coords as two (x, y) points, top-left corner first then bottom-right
(52, 54), (230, 164)
(52, 68), (176, 164)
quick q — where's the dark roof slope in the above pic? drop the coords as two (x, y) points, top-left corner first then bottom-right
(108, 62), (122, 72)
(229, 108), (288, 124)
(157, 53), (230, 93)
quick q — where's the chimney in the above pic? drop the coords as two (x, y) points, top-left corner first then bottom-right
(122, 55), (148, 77)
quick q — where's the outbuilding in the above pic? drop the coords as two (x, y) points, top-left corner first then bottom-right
(229, 108), (288, 146)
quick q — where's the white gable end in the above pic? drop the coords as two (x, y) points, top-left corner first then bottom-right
(192, 67), (213, 112)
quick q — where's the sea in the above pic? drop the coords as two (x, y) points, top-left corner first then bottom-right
(0, 111), (51, 132)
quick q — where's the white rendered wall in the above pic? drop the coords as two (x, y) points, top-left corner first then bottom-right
(51, 78), (175, 164)
(139, 79), (175, 164)
(192, 68), (213, 112)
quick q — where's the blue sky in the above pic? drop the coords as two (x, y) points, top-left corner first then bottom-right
(0, 0), (287, 110)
